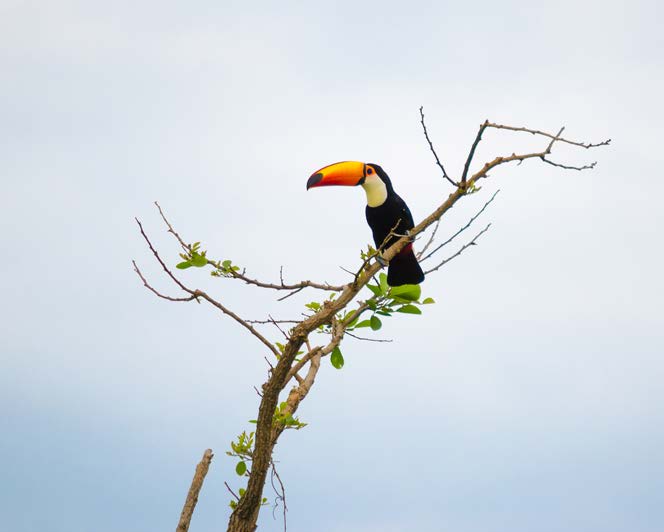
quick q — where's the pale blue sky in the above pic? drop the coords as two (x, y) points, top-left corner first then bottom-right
(1, 1), (663, 531)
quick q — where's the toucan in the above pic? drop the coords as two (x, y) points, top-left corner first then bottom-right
(306, 161), (425, 286)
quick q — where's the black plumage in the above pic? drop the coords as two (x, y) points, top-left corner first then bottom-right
(366, 165), (424, 286)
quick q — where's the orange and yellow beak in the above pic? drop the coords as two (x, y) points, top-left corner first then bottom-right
(306, 161), (366, 190)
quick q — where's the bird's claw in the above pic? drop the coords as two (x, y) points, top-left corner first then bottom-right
(376, 255), (388, 268)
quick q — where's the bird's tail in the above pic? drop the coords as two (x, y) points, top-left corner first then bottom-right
(387, 244), (425, 286)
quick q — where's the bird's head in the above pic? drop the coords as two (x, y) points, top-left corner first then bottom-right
(306, 161), (393, 206)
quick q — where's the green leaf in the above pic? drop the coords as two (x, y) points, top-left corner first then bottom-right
(222, 259), (232, 269)
(422, 297), (435, 304)
(354, 319), (372, 329)
(379, 273), (389, 294)
(389, 284), (421, 301)
(330, 346), (344, 369)
(305, 301), (321, 311)
(235, 461), (247, 476)
(366, 284), (382, 297)
(176, 261), (192, 269)
(376, 310), (392, 316)
(370, 315), (382, 330)
(191, 253), (207, 267)
(344, 310), (357, 325)
(397, 304), (422, 315)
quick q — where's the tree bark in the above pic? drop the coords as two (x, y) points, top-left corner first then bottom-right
(176, 449), (213, 532)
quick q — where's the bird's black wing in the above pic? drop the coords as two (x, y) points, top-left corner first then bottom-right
(366, 193), (415, 250)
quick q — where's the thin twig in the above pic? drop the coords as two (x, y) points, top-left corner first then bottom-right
(176, 449), (214, 532)
(135, 218), (191, 293)
(155, 201), (189, 252)
(268, 315), (289, 340)
(277, 287), (305, 302)
(135, 219), (280, 357)
(417, 219), (441, 260)
(270, 460), (288, 532)
(246, 319), (300, 325)
(224, 481), (240, 502)
(155, 202), (345, 293)
(420, 189), (499, 263)
(133, 261), (197, 302)
(541, 157), (597, 171)
(461, 120), (489, 184)
(419, 106), (457, 186)
(346, 331), (393, 343)
(424, 223), (492, 274)
(486, 122), (611, 149)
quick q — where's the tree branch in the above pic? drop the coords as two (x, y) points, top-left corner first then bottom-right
(419, 106), (457, 186)
(155, 202), (345, 294)
(137, 117), (608, 532)
(176, 449), (214, 532)
(541, 157), (598, 171)
(133, 260), (197, 303)
(134, 219), (280, 358)
(346, 331), (393, 342)
(424, 223), (492, 274)
(461, 120), (489, 184)
(485, 122), (611, 149)
(419, 189), (499, 263)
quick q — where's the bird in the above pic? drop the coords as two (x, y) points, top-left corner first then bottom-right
(306, 161), (425, 286)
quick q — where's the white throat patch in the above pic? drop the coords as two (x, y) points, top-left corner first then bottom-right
(361, 175), (388, 207)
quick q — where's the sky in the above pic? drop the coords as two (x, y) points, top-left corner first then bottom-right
(1, 1), (663, 531)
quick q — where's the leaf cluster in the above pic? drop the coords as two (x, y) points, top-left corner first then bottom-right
(273, 401), (307, 430)
(226, 430), (269, 509)
(226, 430), (255, 478)
(176, 241), (208, 270)
(305, 271), (435, 372)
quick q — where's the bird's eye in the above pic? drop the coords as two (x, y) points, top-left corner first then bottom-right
(367, 167), (373, 175)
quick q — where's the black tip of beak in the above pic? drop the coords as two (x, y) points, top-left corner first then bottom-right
(306, 173), (323, 190)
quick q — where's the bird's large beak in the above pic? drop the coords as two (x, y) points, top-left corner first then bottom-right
(306, 161), (366, 190)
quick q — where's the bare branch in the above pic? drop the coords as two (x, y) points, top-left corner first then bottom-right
(486, 122), (611, 149)
(155, 201), (189, 252)
(136, 218), (192, 293)
(470, 148), (566, 182)
(133, 261), (197, 303)
(285, 346), (322, 385)
(194, 288), (281, 357)
(246, 319), (300, 325)
(461, 120), (489, 184)
(420, 189), (499, 263)
(268, 315), (289, 340)
(419, 106), (457, 186)
(222, 268), (345, 293)
(135, 219), (280, 357)
(424, 223), (492, 274)
(176, 449), (213, 532)
(541, 157), (597, 171)
(346, 331), (393, 343)
(417, 218), (441, 260)
(224, 481), (240, 502)
(270, 461), (288, 532)
(155, 202), (345, 294)
(276, 287), (305, 302)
